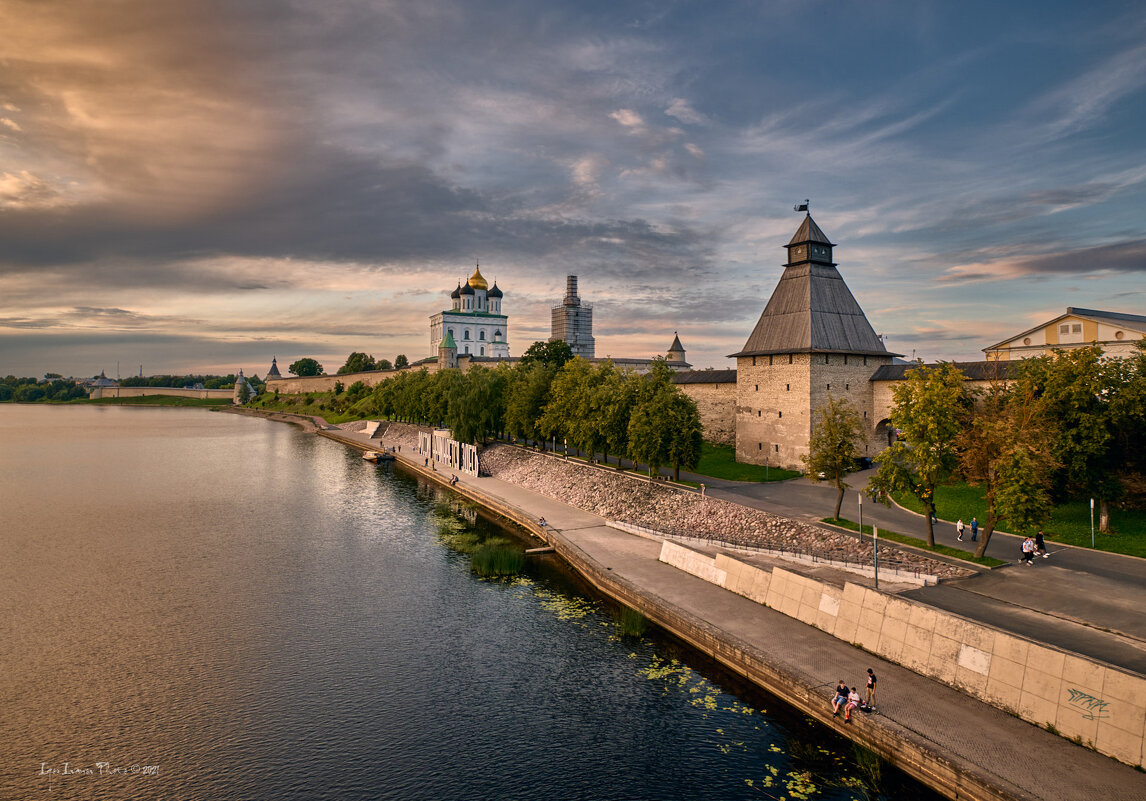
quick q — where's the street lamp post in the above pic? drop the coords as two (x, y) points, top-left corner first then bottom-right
(873, 526), (879, 589)
(858, 493), (863, 534)
(1090, 498), (1095, 548)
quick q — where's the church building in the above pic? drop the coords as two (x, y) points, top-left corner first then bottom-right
(429, 265), (509, 359)
(729, 212), (896, 469)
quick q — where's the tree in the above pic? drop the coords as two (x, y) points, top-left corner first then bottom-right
(959, 374), (1058, 558)
(289, 358), (323, 377)
(237, 381), (253, 404)
(376, 358), (392, 371)
(394, 354), (409, 369)
(338, 352), (376, 374)
(1019, 347), (1120, 531)
(519, 339), (573, 370)
(867, 362), (968, 546)
(803, 396), (863, 520)
(505, 362), (556, 447)
(333, 380), (345, 395)
(596, 364), (639, 468)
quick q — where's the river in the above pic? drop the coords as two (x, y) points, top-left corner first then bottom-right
(0, 404), (939, 800)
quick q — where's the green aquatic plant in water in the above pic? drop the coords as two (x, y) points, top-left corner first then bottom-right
(470, 544), (523, 577)
(613, 606), (647, 638)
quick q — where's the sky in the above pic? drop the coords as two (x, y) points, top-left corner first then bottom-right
(2, 0), (1145, 379)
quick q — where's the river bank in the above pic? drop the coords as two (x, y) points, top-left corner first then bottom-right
(228, 409), (1146, 800)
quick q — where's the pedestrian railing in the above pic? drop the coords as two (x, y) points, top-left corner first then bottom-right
(607, 520), (937, 585)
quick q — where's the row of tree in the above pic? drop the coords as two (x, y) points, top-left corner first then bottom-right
(286, 353), (412, 377)
(808, 344), (1146, 557)
(363, 341), (704, 479)
(118, 373), (256, 390)
(0, 376), (87, 402)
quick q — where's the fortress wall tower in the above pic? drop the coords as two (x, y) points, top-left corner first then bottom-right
(731, 212), (896, 469)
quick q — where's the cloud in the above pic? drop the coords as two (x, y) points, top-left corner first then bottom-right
(610, 109), (645, 129)
(1024, 42), (1146, 140)
(665, 98), (706, 125)
(940, 239), (1146, 284)
(0, 118), (21, 131)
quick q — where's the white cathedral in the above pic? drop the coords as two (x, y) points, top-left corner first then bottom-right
(429, 265), (509, 359)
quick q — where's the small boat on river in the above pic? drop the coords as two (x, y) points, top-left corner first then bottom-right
(362, 450), (394, 463)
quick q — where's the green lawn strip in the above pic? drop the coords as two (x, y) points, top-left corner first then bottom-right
(891, 481), (1146, 559)
(248, 395), (364, 424)
(78, 396), (233, 407)
(823, 517), (1006, 567)
(692, 442), (801, 483)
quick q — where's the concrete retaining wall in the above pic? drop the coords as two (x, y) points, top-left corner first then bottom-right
(660, 541), (1146, 767)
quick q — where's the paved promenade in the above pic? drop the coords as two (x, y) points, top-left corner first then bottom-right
(310, 424), (1146, 801)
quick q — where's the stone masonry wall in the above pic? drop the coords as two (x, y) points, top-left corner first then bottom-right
(266, 362), (440, 394)
(676, 381), (736, 445)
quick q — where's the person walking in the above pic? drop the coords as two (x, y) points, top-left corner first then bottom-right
(1021, 536), (1036, 565)
(956, 518), (965, 542)
(970, 517), (979, 542)
(865, 668), (877, 707)
(1035, 530), (1048, 558)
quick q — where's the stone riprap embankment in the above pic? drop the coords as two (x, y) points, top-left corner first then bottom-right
(475, 442), (970, 579)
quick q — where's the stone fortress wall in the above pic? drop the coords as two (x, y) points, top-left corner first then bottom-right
(88, 386), (234, 400)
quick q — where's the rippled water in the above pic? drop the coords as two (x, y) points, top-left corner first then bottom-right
(1, 405), (939, 800)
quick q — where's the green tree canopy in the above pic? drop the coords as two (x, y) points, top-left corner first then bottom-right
(338, 352), (376, 374)
(803, 396), (863, 520)
(289, 358), (323, 377)
(867, 362), (968, 546)
(519, 339), (573, 371)
(394, 354), (409, 369)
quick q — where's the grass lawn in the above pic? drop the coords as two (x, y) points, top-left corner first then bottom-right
(248, 394), (366, 424)
(824, 517), (1007, 567)
(79, 396), (233, 407)
(892, 482), (1146, 559)
(692, 442), (802, 483)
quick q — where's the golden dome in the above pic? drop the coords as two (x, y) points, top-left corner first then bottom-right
(467, 264), (488, 291)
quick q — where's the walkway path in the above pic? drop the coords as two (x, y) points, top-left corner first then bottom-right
(317, 425), (1146, 800)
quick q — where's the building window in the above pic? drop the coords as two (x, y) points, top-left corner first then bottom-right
(827, 384), (831, 390)
(863, 411), (867, 419)
(845, 383), (849, 390)
(448, 328), (454, 338)
(786, 384), (790, 391)
(1072, 324), (1082, 333)
(758, 443), (762, 450)
(480, 346), (485, 356)
(778, 411), (782, 418)
(789, 354), (793, 364)
(752, 356), (757, 366)
(464, 329), (471, 340)
(757, 410), (761, 417)
(479, 331), (486, 340)
(863, 356), (867, 366)
(844, 355), (849, 365)
(774, 444), (779, 453)
(755, 384), (759, 391)
(1060, 324), (1070, 334)
(825, 354), (830, 364)
(769, 355), (774, 366)
(464, 345), (470, 354)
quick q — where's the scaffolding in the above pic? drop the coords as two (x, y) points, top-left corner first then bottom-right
(551, 275), (595, 358)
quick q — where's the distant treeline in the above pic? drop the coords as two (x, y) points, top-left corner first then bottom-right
(1, 376), (87, 402)
(0, 372), (265, 403)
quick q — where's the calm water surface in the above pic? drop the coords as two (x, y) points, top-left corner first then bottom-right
(1, 405), (939, 800)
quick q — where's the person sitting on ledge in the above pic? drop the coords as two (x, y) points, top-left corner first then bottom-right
(844, 686), (861, 723)
(449, 474), (458, 486)
(831, 680), (849, 716)
(539, 517), (548, 529)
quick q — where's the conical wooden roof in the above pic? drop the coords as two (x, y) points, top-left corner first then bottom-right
(731, 216), (893, 357)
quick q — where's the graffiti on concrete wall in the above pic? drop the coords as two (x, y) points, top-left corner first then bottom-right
(1066, 688), (1110, 720)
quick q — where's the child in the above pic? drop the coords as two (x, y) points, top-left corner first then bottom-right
(865, 668), (877, 706)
